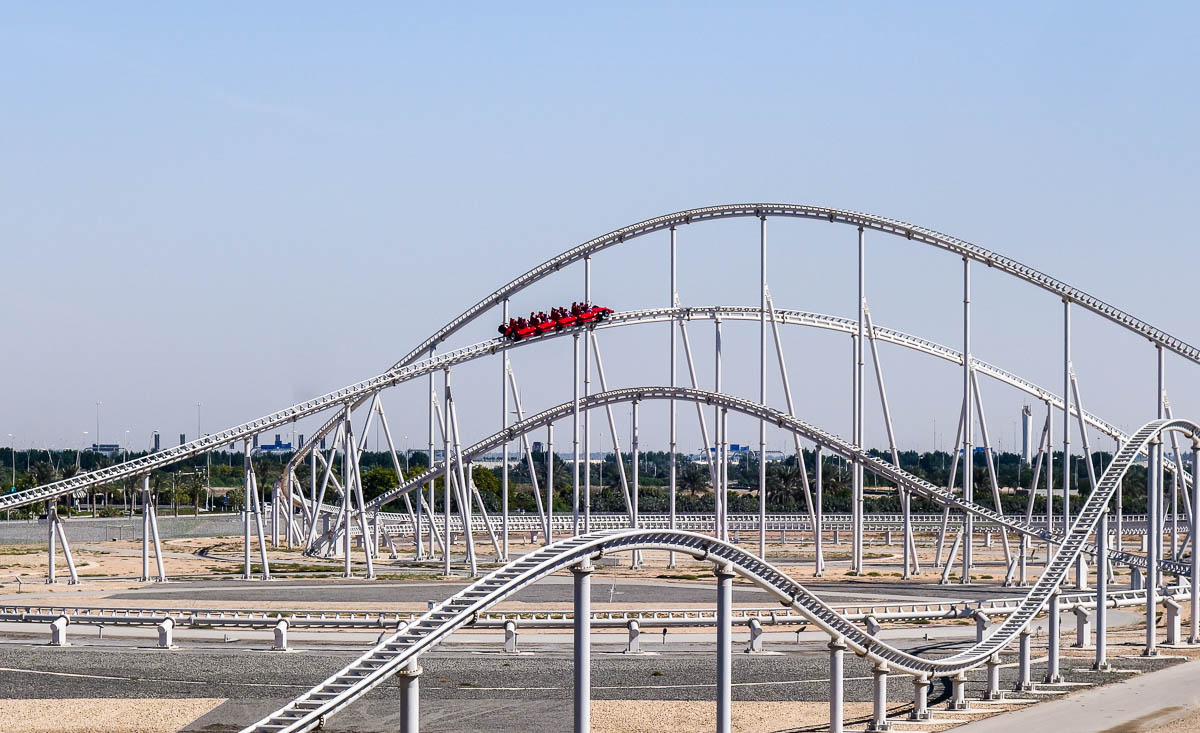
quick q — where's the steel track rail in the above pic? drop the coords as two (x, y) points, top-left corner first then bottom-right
(350, 387), (1183, 575)
(284, 202), (1200, 497)
(242, 417), (1195, 733)
(9, 305), (1146, 516)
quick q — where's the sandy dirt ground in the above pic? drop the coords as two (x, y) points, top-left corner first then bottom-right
(590, 699), (1010, 732)
(0, 698), (224, 733)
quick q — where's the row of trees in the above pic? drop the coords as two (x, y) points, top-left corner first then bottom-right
(0, 445), (1161, 520)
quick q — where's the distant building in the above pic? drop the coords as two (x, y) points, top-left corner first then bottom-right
(255, 434), (293, 455)
(88, 443), (121, 458)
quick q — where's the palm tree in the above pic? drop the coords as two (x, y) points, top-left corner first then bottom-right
(766, 464), (805, 511)
(678, 463), (709, 496)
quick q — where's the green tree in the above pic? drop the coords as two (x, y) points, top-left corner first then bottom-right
(678, 463), (709, 496)
(361, 465), (399, 502)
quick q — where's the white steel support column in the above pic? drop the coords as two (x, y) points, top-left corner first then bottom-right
(446, 394), (476, 576)
(342, 411), (354, 579)
(507, 365), (550, 532)
(910, 675), (930, 721)
(428, 346), (437, 562)
(1016, 629), (1032, 691)
(1046, 590), (1062, 682)
(1157, 346), (1166, 581)
(1115, 437), (1123, 563)
(1145, 433), (1161, 656)
(715, 563), (734, 733)
(631, 400), (640, 568)
(242, 445), (253, 580)
(962, 258), (974, 584)
(47, 501), (58, 584)
(501, 297), (509, 561)
(398, 659), (421, 733)
(829, 636), (846, 733)
(1095, 507), (1110, 670)
(721, 407), (729, 541)
(1045, 403), (1054, 566)
(936, 400), (966, 568)
(868, 661), (891, 732)
(573, 333), (581, 535)
(48, 507), (79, 585)
(374, 401), (420, 560)
(714, 318), (723, 540)
(573, 560), (593, 733)
(587, 333), (634, 524)
(853, 227), (865, 574)
(443, 368), (452, 576)
(1191, 438), (1200, 644)
(758, 214), (767, 559)
(765, 290), (818, 537)
(583, 255), (592, 531)
(970, 371), (1014, 571)
(1064, 301), (1080, 587)
(309, 451), (317, 551)
(865, 305), (919, 576)
(249, 453), (272, 580)
(546, 424), (554, 546)
(668, 227), (678, 567)
(815, 446), (824, 576)
(679, 321), (718, 495)
(285, 442), (293, 550)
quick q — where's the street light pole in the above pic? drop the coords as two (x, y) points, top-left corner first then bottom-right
(95, 401), (102, 446)
(6, 434), (12, 522)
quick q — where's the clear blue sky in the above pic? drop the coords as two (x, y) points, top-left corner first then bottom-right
(2, 3), (1197, 457)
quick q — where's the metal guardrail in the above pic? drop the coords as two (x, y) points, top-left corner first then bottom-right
(2, 583), (1186, 633)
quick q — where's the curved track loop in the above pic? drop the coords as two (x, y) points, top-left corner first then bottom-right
(286, 202), (1200, 490)
(5, 304), (1150, 515)
(244, 416), (1196, 733)
(350, 387), (1184, 574)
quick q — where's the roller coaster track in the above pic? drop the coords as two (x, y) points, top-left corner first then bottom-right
(284, 202), (1200, 502)
(4, 305), (1150, 517)
(243, 416), (1194, 733)
(344, 387), (1184, 575)
(293, 302), (1143, 527)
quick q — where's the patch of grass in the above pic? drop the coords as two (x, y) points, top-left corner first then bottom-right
(866, 571), (882, 577)
(0, 547), (37, 556)
(458, 681), (479, 688)
(650, 670), (664, 677)
(845, 570), (859, 576)
(656, 573), (701, 581)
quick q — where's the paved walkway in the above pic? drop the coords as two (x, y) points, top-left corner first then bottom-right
(958, 658), (1200, 732)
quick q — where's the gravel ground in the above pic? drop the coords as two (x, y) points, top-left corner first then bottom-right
(0, 698), (225, 733)
(0, 632), (1184, 732)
